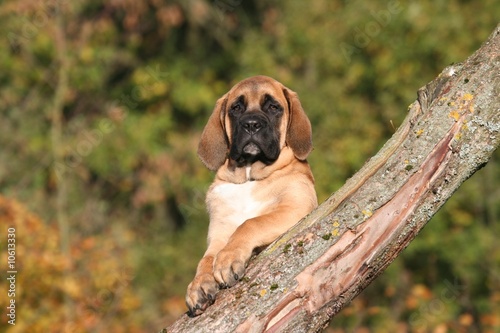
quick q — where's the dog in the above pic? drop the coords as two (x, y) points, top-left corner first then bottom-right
(186, 75), (318, 316)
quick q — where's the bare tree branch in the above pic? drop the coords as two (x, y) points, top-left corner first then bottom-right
(50, 3), (74, 324)
(165, 23), (500, 333)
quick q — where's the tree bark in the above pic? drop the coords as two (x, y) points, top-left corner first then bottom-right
(164, 24), (500, 333)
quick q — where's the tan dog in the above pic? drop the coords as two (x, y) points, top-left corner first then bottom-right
(186, 75), (317, 316)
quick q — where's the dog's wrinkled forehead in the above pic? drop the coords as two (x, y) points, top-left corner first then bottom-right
(226, 76), (287, 109)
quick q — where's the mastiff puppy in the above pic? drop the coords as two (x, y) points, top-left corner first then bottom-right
(186, 75), (317, 316)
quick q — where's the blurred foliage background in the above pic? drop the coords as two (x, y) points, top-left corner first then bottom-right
(0, 0), (499, 332)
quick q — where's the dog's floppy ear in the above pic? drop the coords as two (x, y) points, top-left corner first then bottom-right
(198, 94), (229, 171)
(283, 88), (313, 160)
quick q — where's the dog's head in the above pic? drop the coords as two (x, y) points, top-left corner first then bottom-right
(198, 75), (313, 171)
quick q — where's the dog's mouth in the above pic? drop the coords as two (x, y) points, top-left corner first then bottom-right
(230, 138), (280, 167)
(242, 142), (261, 155)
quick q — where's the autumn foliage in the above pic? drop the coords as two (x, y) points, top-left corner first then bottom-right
(0, 196), (185, 332)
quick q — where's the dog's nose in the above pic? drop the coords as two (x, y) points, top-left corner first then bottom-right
(242, 118), (263, 134)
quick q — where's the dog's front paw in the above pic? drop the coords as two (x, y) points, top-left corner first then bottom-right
(213, 248), (248, 288)
(185, 273), (218, 316)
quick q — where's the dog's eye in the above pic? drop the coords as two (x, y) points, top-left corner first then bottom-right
(268, 104), (280, 113)
(230, 104), (242, 114)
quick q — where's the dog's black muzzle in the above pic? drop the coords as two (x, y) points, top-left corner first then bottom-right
(229, 112), (280, 166)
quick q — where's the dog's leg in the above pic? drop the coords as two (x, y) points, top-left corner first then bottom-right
(213, 204), (313, 287)
(185, 238), (228, 316)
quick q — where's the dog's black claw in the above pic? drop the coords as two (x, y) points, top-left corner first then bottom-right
(234, 273), (239, 281)
(187, 305), (196, 317)
(207, 293), (214, 301)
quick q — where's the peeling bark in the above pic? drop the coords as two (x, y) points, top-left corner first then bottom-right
(164, 24), (500, 333)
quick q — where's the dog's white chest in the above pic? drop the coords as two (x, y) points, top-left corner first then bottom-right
(209, 181), (269, 227)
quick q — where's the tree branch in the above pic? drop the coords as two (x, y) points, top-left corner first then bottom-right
(50, 3), (73, 324)
(164, 23), (500, 333)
